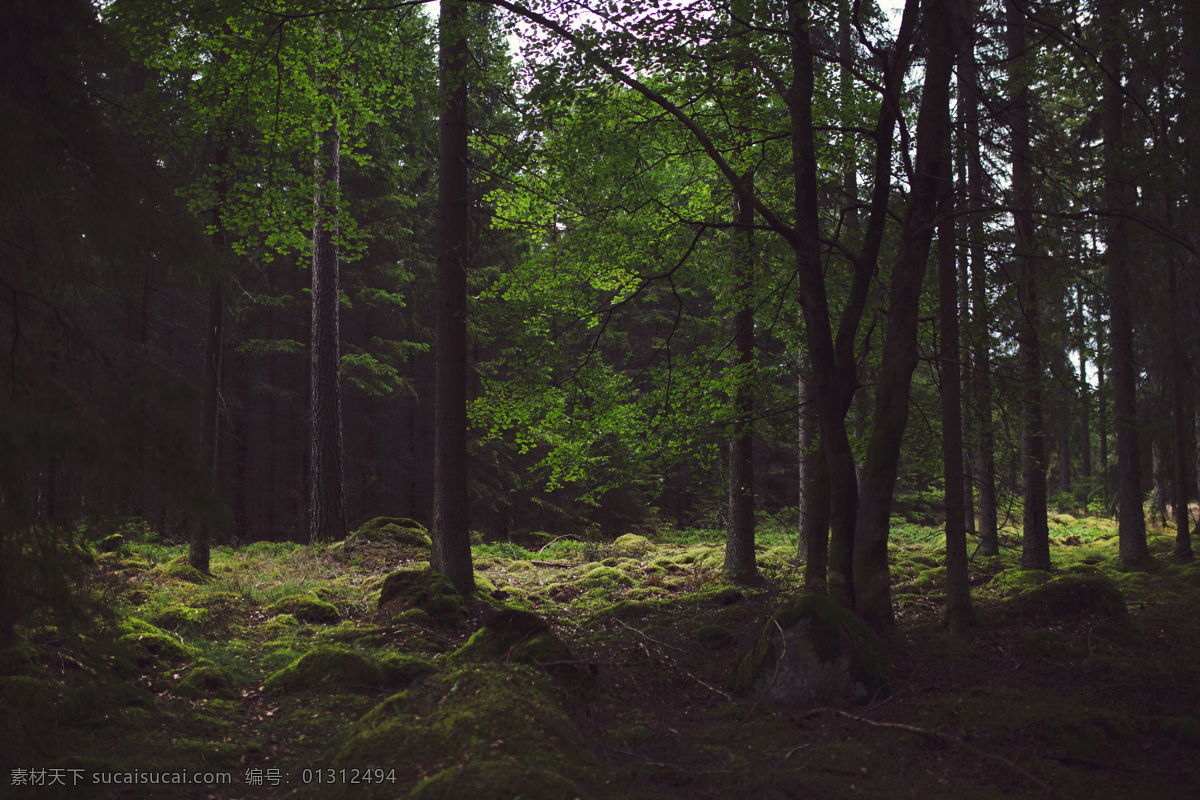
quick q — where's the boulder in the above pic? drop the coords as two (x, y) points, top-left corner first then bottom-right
(731, 594), (888, 707)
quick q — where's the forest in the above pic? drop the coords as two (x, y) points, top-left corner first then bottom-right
(2, 0), (1199, 796)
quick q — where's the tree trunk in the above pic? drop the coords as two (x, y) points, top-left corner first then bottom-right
(1077, 288), (1092, 481)
(853, 0), (957, 633)
(191, 131), (229, 573)
(1101, 0), (1148, 563)
(1008, 0), (1050, 570)
(960, 0), (998, 556)
(725, 191), (756, 581)
(1170, 257), (1193, 558)
(432, 0), (475, 593)
(799, 357), (830, 592)
(939, 100), (972, 631)
(309, 42), (346, 544)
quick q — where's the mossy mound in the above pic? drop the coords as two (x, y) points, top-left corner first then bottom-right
(118, 618), (198, 663)
(986, 568), (1054, 596)
(612, 533), (652, 555)
(452, 608), (591, 691)
(144, 604), (209, 632)
(731, 594), (888, 707)
(334, 663), (593, 797)
(691, 623), (733, 645)
(348, 516), (432, 549)
(150, 557), (213, 584)
(577, 565), (634, 590)
(175, 665), (239, 700)
(1161, 715), (1200, 747)
(264, 644), (431, 694)
(377, 569), (468, 628)
(101, 533), (125, 552)
(97, 552), (151, 572)
(266, 593), (340, 624)
(999, 575), (1128, 621)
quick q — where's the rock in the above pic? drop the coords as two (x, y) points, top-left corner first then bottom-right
(377, 568), (468, 628)
(612, 534), (651, 555)
(731, 594), (888, 707)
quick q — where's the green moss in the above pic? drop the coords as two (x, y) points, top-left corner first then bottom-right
(118, 618), (198, 663)
(578, 565), (634, 589)
(144, 604), (209, 632)
(378, 653), (436, 686)
(691, 624), (733, 644)
(986, 568), (1054, 595)
(350, 517), (432, 548)
(452, 608), (590, 691)
(1018, 628), (1087, 659)
(391, 608), (434, 627)
(151, 556), (213, 584)
(912, 566), (947, 592)
(264, 644), (426, 694)
(262, 613), (300, 635)
(175, 665), (240, 700)
(377, 569), (469, 628)
(613, 534), (651, 555)
(336, 664), (593, 796)
(1001, 575), (1127, 621)
(266, 593), (340, 624)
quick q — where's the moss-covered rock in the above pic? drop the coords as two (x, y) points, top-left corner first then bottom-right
(612, 533), (651, 555)
(452, 608), (592, 691)
(377, 569), (468, 628)
(100, 533), (125, 553)
(264, 644), (430, 694)
(266, 593), (340, 624)
(334, 664), (594, 797)
(118, 618), (198, 663)
(349, 517), (432, 548)
(731, 593), (888, 707)
(175, 665), (240, 701)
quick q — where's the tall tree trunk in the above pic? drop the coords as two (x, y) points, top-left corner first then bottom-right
(1101, 0), (1148, 562)
(191, 131), (229, 573)
(960, 0), (997, 556)
(725, 191), (756, 581)
(939, 87), (972, 630)
(309, 38), (346, 544)
(853, 0), (957, 633)
(1008, 0), (1050, 570)
(724, 1), (757, 582)
(1077, 287), (1092, 481)
(432, 0), (475, 592)
(1170, 257), (1193, 558)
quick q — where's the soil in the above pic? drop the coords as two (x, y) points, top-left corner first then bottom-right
(2, 519), (1198, 799)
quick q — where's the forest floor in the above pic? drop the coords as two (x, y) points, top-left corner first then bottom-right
(3, 513), (1200, 799)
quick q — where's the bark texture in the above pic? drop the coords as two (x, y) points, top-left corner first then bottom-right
(432, 0), (475, 593)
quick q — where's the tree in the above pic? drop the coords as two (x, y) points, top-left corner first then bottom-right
(309, 20), (347, 543)
(1101, 0), (1148, 564)
(432, 0), (476, 593)
(1007, 0), (1050, 570)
